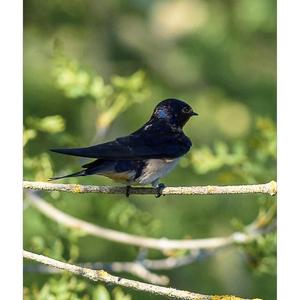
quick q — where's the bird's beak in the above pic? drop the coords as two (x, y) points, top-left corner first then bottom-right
(191, 111), (198, 116)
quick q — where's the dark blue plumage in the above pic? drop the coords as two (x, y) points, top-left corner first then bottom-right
(50, 98), (197, 196)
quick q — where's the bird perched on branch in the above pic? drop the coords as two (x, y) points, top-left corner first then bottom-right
(50, 98), (198, 197)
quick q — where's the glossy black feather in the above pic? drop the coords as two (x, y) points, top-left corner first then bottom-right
(50, 119), (192, 160)
(49, 170), (85, 180)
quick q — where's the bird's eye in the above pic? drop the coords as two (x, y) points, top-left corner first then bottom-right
(182, 107), (191, 114)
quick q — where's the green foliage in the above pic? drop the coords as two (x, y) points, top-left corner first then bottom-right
(232, 201), (277, 276)
(53, 50), (149, 130)
(92, 286), (131, 300)
(189, 141), (246, 175)
(23, 115), (66, 180)
(24, 153), (54, 181)
(27, 115), (66, 134)
(188, 117), (276, 184)
(24, 129), (37, 146)
(24, 276), (131, 300)
(108, 199), (161, 236)
(243, 232), (276, 275)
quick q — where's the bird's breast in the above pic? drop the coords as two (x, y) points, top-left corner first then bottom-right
(136, 158), (179, 185)
(105, 171), (136, 183)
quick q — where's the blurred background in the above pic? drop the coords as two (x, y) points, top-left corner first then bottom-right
(24, 0), (276, 299)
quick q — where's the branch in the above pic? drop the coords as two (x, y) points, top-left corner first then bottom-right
(25, 259), (172, 286)
(26, 192), (274, 251)
(23, 180), (277, 196)
(141, 250), (212, 271)
(24, 250), (211, 285)
(23, 250), (251, 300)
(24, 260), (170, 285)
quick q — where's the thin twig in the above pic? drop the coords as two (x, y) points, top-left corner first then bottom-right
(23, 250), (251, 300)
(23, 180), (277, 196)
(141, 250), (212, 271)
(24, 250), (211, 285)
(24, 260), (170, 285)
(25, 192), (273, 251)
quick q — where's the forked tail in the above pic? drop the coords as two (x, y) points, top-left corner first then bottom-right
(48, 170), (86, 181)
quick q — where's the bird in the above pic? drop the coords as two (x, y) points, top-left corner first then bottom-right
(50, 98), (198, 197)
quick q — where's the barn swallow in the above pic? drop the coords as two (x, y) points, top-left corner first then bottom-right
(50, 98), (198, 197)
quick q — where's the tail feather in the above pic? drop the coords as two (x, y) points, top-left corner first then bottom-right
(49, 158), (119, 181)
(50, 146), (101, 158)
(49, 170), (86, 181)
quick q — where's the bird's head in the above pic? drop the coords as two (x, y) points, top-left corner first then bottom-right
(151, 98), (198, 128)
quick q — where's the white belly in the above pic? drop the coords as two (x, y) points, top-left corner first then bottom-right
(136, 158), (179, 185)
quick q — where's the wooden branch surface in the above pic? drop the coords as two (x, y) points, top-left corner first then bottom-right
(23, 180), (277, 196)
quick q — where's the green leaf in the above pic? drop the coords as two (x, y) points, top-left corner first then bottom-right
(93, 286), (111, 300)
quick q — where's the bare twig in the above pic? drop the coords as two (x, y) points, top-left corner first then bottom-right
(24, 260), (170, 285)
(25, 192), (273, 251)
(23, 250), (251, 300)
(141, 250), (212, 271)
(24, 250), (211, 285)
(23, 180), (277, 196)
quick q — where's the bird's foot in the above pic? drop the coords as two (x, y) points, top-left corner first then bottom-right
(126, 185), (131, 197)
(155, 183), (165, 198)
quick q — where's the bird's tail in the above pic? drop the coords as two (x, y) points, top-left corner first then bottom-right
(49, 170), (86, 181)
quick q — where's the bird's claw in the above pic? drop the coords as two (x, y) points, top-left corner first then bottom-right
(126, 185), (131, 197)
(155, 183), (165, 198)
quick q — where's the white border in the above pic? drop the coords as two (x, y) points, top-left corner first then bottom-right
(277, 0), (300, 299)
(0, 0), (23, 298)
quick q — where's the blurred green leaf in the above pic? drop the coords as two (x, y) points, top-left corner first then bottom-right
(53, 52), (149, 131)
(24, 129), (37, 146)
(26, 115), (65, 133)
(93, 286), (111, 300)
(243, 232), (276, 276)
(112, 287), (131, 300)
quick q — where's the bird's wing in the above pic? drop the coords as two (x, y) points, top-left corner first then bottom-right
(50, 123), (191, 160)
